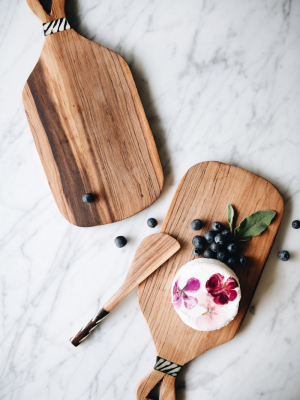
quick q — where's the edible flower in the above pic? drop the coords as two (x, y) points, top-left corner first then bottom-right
(205, 273), (238, 305)
(172, 277), (200, 309)
(196, 293), (229, 330)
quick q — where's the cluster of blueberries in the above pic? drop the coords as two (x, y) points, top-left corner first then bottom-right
(190, 219), (248, 268)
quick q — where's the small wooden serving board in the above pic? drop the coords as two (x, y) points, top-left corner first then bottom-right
(136, 161), (284, 399)
(23, 0), (163, 227)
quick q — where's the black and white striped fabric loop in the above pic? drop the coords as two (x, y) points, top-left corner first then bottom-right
(43, 18), (71, 36)
(154, 356), (182, 377)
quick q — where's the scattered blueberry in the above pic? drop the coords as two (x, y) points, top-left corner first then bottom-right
(204, 248), (216, 259)
(278, 250), (290, 261)
(82, 193), (95, 203)
(191, 219), (203, 231)
(217, 251), (229, 263)
(292, 220), (300, 229)
(114, 236), (127, 248)
(239, 255), (249, 266)
(204, 230), (216, 244)
(227, 242), (239, 254)
(192, 235), (206, 248)
(212, 221), (223, 232)
(211, 242), (222, 253)
(215, 233), (226, 246)
(221, 230), (233, 242)
(192, 248), (202, 257)
(147, 218), (158, 228)
(227, 256), (239, 267)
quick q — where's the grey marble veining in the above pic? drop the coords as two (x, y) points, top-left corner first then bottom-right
(0, 0), (300, 399)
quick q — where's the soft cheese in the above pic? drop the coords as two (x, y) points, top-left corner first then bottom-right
(171, 258), (241, 331)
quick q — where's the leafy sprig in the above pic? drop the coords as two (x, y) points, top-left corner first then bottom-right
(227, 205), (276, 241)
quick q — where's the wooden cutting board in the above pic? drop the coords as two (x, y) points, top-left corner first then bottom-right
(22, 0), (163, 227)
(136, 161), (284, 400)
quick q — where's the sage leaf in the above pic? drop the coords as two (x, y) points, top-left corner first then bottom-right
(227, 204), (234, 232)
(234, 210), (276, 241)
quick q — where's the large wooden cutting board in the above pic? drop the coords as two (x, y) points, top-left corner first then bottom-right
(22, 0), (163, 227)
(136, 162), (284, 399)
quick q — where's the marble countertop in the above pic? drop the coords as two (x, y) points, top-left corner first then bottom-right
(1, 0), (300, 399)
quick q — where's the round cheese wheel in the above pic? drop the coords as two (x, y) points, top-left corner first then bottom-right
(171, 258), (241, 331)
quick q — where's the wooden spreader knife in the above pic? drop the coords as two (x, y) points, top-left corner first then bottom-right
(70, 233), (180, 346)
(23, 0), (163, 227)
(136, 162), (283, 400)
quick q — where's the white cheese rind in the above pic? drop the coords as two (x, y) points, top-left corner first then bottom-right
(171, 258), (241, 331)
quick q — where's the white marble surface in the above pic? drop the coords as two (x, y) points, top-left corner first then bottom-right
(1, 0), (300, 399)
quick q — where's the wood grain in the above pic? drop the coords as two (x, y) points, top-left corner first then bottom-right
(23, 0), (163, 227)
(70, 233), (180, 346)
(136, 161), (284, 399)
(159, 375), (176, 400)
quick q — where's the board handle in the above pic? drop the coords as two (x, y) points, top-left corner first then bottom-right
(136, 370), (165, 400)
(159, 375), (176, 400)
(136, 368), (177, 399)
(26, 0), (65, 23)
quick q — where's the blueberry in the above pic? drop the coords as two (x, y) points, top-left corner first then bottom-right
(192, 235), (206, 248)
(192, 248), (202, 257)
(204, 248), (216, 259)
(221, 230), (233, 242)
(239, 255), (249, 266)
(217, 251), (229, 263)
(227, 256), (239, 267)
(212, 221), (223, 232)
(278, 250), (290, 261)
(114, 236), (127, 248)
(191, 219), (203, 231)
(215, 233), (226, 246)
(292, 220), (300, 229)
(227, 242), (239, 254)
(210, 242), (222, 253)
(204, 230), (216, 244)
(82, 193), (95, 203)
(147, 218), (158, 228)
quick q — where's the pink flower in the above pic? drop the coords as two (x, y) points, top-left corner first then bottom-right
(196, 293), (229, 331)
(172, 277), (200, 310)
(205, 273), (238, 305)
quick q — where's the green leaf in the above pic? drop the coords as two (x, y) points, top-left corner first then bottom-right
(234, 210), (276, 241)
(227, 204), (235, 232)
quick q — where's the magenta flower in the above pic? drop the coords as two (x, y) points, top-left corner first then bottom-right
(205, 273), (238, 305)
(172, 277), (200, 310)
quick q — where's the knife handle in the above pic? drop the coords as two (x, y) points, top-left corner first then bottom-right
(70, 308), (109, 347)
(70, 281), (131, 347)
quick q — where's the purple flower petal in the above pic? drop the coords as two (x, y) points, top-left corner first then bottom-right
(183, 293), (198, 309)
(225, 277), (238, 290)
(213, 292), (229, 305)
(173, 278), (180, 296)
(173, 295), (183, 309)
(172, 278), (183, 308)
(228, 289), (237, 301)
(206, 273), (224, 293)
(184, 277), (201, 292)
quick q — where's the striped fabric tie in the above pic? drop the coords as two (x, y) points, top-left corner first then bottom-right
(43, 18), (71, 36)
(154, 356), (182, 377)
